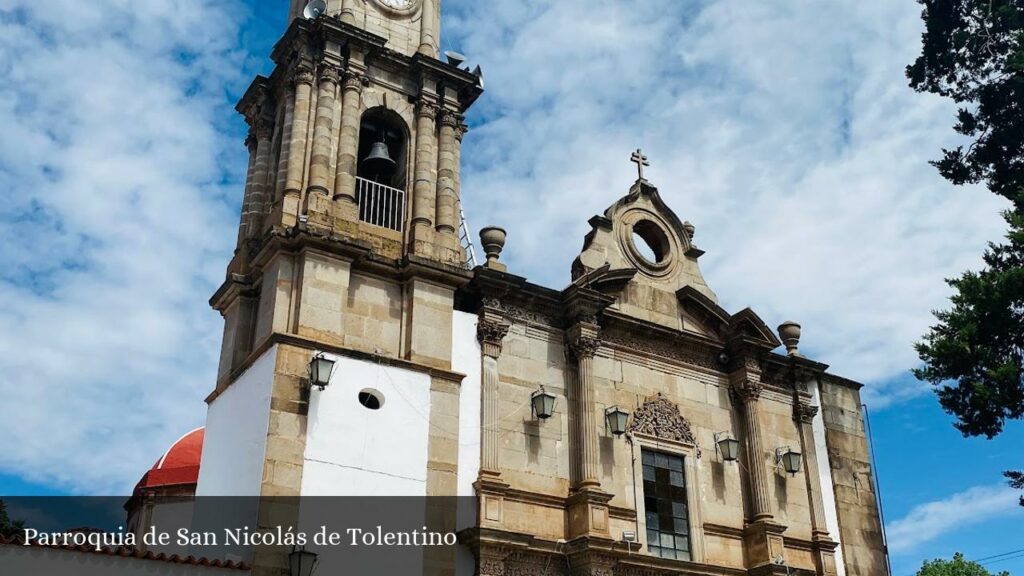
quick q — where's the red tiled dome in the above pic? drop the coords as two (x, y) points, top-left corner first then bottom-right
(138, 428), (204, 489)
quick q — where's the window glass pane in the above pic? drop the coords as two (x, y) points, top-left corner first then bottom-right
(643, 465), (655, 482)
(672, 501), (688, 518)
(641, 449), (692, 561)
(674, 517), (689, 533)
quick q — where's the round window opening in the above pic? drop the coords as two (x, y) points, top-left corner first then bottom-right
(632, 220), (670, 264)
(358, 389), (384, 410)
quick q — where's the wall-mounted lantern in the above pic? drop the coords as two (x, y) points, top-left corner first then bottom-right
(531, 387), (557, 420)
(605, 406), (630, 436)
(289, 544), (319, 576)
(308, 353), (336, 391)
(776, 446), (802, 476)
(714, 432), (741, 462)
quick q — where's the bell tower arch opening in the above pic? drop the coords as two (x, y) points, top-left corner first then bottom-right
(356, 107), (409, 231)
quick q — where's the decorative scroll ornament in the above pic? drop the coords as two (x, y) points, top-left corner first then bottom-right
(627, 393), (699, 453)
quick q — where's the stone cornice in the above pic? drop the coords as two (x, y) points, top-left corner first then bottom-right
(206, 332), (466, 404)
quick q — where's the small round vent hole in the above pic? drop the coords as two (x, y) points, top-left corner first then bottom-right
(358, 389), (384, 410)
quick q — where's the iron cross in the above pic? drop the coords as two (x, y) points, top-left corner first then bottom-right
(631, 149), (650, 181)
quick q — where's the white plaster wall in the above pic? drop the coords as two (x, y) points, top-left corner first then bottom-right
(300, 355), (431, 496)
(195, 347), (276, 497)
(452, 311), (482, 576)
(810, 378), (847, 576)
(453, 311), (482, 499)
(0, 545), (245, 576)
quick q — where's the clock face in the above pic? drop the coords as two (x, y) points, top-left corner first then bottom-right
(376, 0), (416, 10)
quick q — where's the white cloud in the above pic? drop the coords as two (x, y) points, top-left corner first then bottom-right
(887, 484), (1022, 554)
(448, 0), (1009, 403)
(0, 0), (249, 493)
(0, 0), (1013, 495)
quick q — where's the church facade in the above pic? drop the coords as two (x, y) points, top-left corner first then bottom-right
(195, 1), (891, 576)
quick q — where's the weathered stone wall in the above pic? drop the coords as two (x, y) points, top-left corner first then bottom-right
(820, 378), (887, 576)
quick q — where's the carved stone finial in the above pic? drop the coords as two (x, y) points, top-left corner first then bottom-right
(778, 321), (802, 357)
(480, 226), (507, 271)
(627, 393), (700, 454)
(683, 221), (696, 240)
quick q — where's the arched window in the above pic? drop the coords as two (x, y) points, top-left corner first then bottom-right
(355, 107), (409, 231)
(357, 107), (408, 191)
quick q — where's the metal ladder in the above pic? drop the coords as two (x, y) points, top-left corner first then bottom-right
(459, 209), (478, 268)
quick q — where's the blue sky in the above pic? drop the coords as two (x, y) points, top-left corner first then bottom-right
(0, 0), (1021, 574)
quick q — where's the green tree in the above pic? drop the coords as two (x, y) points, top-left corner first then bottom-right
(0, 499), (26, 539)
(908, 0), (1024, 504)
(917, 553), (1010, 576)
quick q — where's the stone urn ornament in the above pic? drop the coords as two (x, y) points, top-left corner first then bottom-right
(479, 226), (507, 270)
(778, 321), (802, 356)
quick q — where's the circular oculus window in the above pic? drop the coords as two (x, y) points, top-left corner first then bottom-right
(372, 0), (421, 15)
(358, 388), (385, 410)
(620, 212), (678, 277)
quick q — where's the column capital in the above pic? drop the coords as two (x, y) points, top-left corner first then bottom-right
(794, 401), (820, 424)
(730, 378), (763, 404)
(341, 70), (367, 92)
(477, 307), (510, 359)
(455, 121), (470, 142)
(318, 65), (341, 84)
(567, 321), (601, 359)
(289, 65), (315, 86)
(415, 97), (441, 118)
(439, 109), (464, 129)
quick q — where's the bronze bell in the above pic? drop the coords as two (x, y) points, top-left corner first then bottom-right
(362, 141), (396, 175)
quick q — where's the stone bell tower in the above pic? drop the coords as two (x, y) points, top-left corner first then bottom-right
(211, 0), (483, 386)
(202, 0), (483, 505)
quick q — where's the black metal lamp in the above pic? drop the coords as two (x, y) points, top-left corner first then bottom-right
(309, 353), (336, 391)
(776, 446), (802, 475)
(289, 545), (318, 576)
(715, 432), (741, 462)
(605, 406), (630, 436)
(531, 387), (557, 420)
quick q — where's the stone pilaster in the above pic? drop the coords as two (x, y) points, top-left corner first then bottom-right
(434, 110), (460, 236)
(732, 357), (787, 570)
(477, 306), (510, 475)
(411, 98), (439, 254)
(452, 121), (468, 235)
(796, 400), (840, 576)
(475, 305), (510, 529)
(332, 69), (364, 209)
(306, 65), (339, 198)
(733, 376), (773, 522)
(339, 0), (357, 24)
(566, 320), (612, 539)
(236, 130), (258, 245)
(282, 65), (314, 228)
(246, 116), (274, 240)
(273, 91), (294, 215)
(569, 322), (602, 489)
(418, 0), (439, 56)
